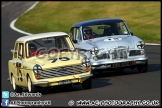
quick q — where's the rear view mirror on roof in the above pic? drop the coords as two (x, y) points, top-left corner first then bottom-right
(98, 25), (109, 29)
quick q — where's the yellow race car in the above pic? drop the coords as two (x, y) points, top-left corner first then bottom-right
(8, 32), (93, 93)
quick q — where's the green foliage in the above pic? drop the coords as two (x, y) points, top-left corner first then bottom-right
(15, 1), (160, 43)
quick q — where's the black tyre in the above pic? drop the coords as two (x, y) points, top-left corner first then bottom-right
(82, 78), (92, 89)
(137, 61), (148, 73)
(96, 69), (104, 73)
(116, 68), (124, 73)
(65, 84), (72, 88)
(11, 75), (22, 93)
(91, 69), (96, 76)
(27, 76), (37, 93)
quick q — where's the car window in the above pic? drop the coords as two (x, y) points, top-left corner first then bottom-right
(82, 22), (129, 40)
(70, 27), (82, 42)
(18, 43), (24, 59)
(55, 36), (69, 49)
(117, 22), (129, 35)
(76, 29), (82, 41)
(19, 43), (24, 58)
(13, 43), (18, 58)
(26, 36), (70, 58)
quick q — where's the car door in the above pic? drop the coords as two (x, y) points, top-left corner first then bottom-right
(10, 42), (25, 86)
(17, 43), (26, 86)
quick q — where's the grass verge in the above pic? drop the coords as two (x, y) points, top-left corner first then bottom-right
(15, 1), (160, 43)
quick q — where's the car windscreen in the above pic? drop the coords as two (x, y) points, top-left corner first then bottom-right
(82, 22), (129, 40)
(25, 36), (71, 58)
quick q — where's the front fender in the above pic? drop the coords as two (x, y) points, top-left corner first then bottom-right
(132, 36), (145, 49)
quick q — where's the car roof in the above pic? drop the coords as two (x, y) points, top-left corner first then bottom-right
(16, 32), (69, 42)
(72, 18), (124, 27)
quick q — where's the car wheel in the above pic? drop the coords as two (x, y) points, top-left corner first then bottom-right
(91, 69), (96, 76)
(27, 76), (37, 93)
(65, 84), (72, 88)
(96, 69), (104, 73)
(137, 61), (148, 73)
(11, 75), (22, 93)
(82, 78), (92, 89)
(116, 68), (124, 73)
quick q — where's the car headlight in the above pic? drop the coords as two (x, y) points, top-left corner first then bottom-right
(91, 47), (99, 55)
(93, 56), (98, 61)
(140, 50), (145, 55)
(33, 64), (42, 74)
(137, 41), (145, 49)
(82, 57), (90, 67)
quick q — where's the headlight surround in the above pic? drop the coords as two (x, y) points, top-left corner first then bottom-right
(82, 57), (90, 67)
(140, 50), (145, 55)
(33, 64), (42, 74)
(137, 41), (145, 49)
(93, 56), (98, 61)
(91, 47), (99, 55)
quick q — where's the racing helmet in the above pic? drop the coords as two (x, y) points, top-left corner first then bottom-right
(28, 43), (37, 54)
(83, 27), (92, 35)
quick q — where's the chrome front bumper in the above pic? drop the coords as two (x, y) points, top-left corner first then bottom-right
(7, 74), (93, 86)
(32, 74), (93, 86)
(91, 56), (148, 70)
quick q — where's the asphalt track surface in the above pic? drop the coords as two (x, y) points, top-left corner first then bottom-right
(1, 1), (161, 107)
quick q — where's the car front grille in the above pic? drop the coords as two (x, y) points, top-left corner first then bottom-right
(38, 65), (86, 79)
(110, 47), (128, 59)
(129, 50), (142, 56)
(96, 53), (110, 60)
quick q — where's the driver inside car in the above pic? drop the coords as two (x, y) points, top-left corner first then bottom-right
(83, 27), (94, 40)
(28, 43), (37, 57)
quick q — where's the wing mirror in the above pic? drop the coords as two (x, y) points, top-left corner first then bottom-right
(72, 40), (78, 43)
(130, 32), (133, 35)
(11, 49), (17, 53)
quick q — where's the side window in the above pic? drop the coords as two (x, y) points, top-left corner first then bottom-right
(13, 43), (18, 58)
(18, 43), (24, 59)
(70, 28), (75, 41)
(76, 29), (82, 41)
(70, 27), (82, 42)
